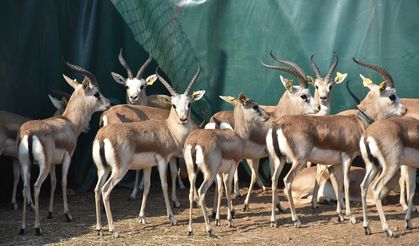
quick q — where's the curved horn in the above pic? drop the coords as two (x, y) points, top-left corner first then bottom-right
(325, 52), (338, 80)
(66, 62), (98, 87)
(310, 53), (322, 79)
(184, 65), (201, 95)
(118, 48), (133, 79)
(49, 86), (71, 100)
(155, 67), (177, 95)
(261, 60), (308, 88)
(136, 53), (153, 79)
(269, 50), (307, 80)
(353, 57), (394, 88)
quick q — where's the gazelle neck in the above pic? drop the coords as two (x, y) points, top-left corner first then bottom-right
(275, 92), (296, 116)
(233, 105), (253, 141)
(62, 90), (94, 135)
(314, 90), (331, 116)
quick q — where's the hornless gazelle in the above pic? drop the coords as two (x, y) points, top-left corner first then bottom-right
(184, 93), (270, 237)
(18, 63), (110, 235)
(1, 94), (68, 211)
(266, 58), (407, 228)
(92, 66), (205, 238)
(111, 49), (178, 200)
(206, 51), (323, 213)
(359, 116), (419, 237)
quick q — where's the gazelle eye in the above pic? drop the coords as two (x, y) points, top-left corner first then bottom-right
(389, 94), (396, 101)
(140, 85), (144, 89)
(94, 92), (100, 99)
(125, 85), (129, 89)
(315, 85), (319, 89)
(252, 105), (259, 111)
(329, 85), (332, 90)
(172, 104), (177, 109)
(300, 95), (307, 100)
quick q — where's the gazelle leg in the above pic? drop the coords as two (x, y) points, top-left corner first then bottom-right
(328, 165), (345, 222)
(19, 158), (30, 234)
(184, 147), (197, 236)
(94, 166), (110, 235)
(156, 156), (177, 225)
(61, 153), (72, 222)
(233, 161), (240, 198)
(244, 159), (259, 211)
(33, 164), (51, 235)
(342, 155), (356, 224)
(283, 160), (303, 228)
(311, 164), (326, 209)
(399, 165), (408, 211)
(11, 159), (20, 210)
(138, 167), (151, 224)
(197, 173), (216, 237)
(270, 156), (285, 227)
(215, 174), (223, 226)
(129, 170), (141, 200)
(169, 157), (180, 208)
(177, 158), (186, 190)
(360, 162), (378, 235)
(224, 165), (236, 228)
(404, 166), (416, 230)
(48, 164), (57, 219)
(101, 167), (129, 238)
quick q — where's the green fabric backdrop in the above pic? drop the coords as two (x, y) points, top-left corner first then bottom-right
(1, 0), (419, 201)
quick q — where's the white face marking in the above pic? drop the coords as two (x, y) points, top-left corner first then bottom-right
(171, 94), (192, 123)
(126, 78), (146, 104)
(313, 78), (333, 103)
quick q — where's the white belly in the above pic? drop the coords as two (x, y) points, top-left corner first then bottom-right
(403, 147), (419, 168)
(308, 147), (342, 164)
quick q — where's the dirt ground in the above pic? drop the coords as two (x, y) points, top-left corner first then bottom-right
(1, 183), (418, 245)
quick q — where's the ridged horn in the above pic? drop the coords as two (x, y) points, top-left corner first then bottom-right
(118, 48), (133, 79)
(155, 67), (177, 95)
(353, 57), (394, 88)
(184, 65), (201, 96)
(325, 52), (338, 80)
(261, 59), (308, 88)
(65, 62), (98, 87)
(269, 50), (307, 80)
(136, 53), (153, 79)
(310, 53), (322, 79)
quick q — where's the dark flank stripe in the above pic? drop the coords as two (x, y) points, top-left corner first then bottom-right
(272, 128), (282, 159)
(28, 135), (34, 163)
(191, 145), (198, 173)
(364, 138), (380, 167)
(99, 141), (107, 168)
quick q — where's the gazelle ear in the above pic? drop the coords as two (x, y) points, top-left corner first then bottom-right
(191, 90), (206, 102)
(238, 92), (248, 105)
(48, 95), (63, 110)
(334, 72), (348, 84)
(111, 72), (126, 85)
(61, 96), (68, 107)
(155, 95), (172, 105)
(378, 81), (387, 93)
(280, 75), (293, 92)
(146, 74), (158, 85)
(360, 74), (373, 89)
(63, 74), (79, 89)
(219, 95), (236, 106)
(82, 77), (90, 89)
(307, 75), (315, 85)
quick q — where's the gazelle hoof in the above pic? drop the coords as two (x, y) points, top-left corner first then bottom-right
(19, 228), (25, 235)
(215, 219), (221, 226)
(211, 212), (217, 219)
(173, 201), (180, 208)
(385, 229), (393, 237)
(48, 212), (53, 219)
(138, 216), (146, 224)
(405, 219), (412, 230)
(270, 220), (277, 228)
(111, 231), (119, 238)
(35, 227), (42, 236)
(311, 204), (319, 209)
(11, 203), (18, 210)
(293, 220), (301, 228)
(97, 229), (103, 236)
(65, 212), (72, 222)
(188, 231), (193, 236)
(231, 209), (236, 219)
(243, 204), (249, 212)
(228, 221), (235, 228)
(276, 204), (285, 214)
(337, 215), (344, 223)
(170, 218), (177, 226)
(364, 226), (372, 235)
(128, 195), (137, 201)
(349, 216), (356, 224)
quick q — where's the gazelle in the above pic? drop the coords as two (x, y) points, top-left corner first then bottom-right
(359, 116), (419, 237)
(1, 95), (68, 210)
(184, 93), (270, 237)
(18, 63), (110, 235)
(266, 58), (407, 228)
(111, 49), (177, 200)
(92, 66), (205, 238)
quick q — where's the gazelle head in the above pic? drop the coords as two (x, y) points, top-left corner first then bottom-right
(354, 57), (407, 120)
(220, 93), (270, 124)
(64, 63), (111, 113)
(111, 49), (155, 104)
(155, 66), (205, 124)
(261, 53), (320, 115)
(48, 94), (68, 116)
(308, 53), (347, 104)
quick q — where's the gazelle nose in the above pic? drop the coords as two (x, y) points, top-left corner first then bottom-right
(320, 96), (327, 100)
(130, 95), (138, 101)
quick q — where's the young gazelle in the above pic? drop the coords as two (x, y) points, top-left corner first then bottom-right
(111, 49), (178, 200)
(206, 52), (322, 212)
(266, 58), (407, 228)
(184, 93), (270, 237)
(92, 66), (204, 238)
(359, 116), (419, 237)
(18, 63), (110, 235)
(1, 95), (68, 210)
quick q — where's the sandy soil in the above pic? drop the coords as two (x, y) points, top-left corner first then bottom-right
(0, 184), (418, 245)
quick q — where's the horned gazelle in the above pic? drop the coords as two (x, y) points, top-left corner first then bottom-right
(184, 93), (270, 237)
(110, 49), (182, 200)
(92, 66), (205, 238)
(18, 63), (110, 235)
(266, 58), (407, 228)
(1, 94), (67, 210)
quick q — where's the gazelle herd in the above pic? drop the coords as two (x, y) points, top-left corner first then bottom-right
(2, 50), (418, 239)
